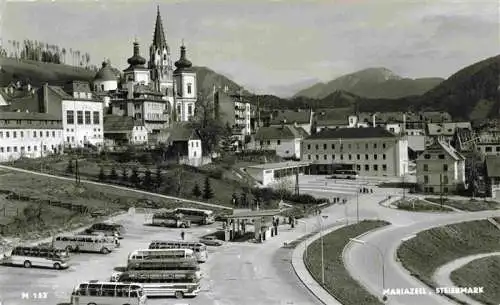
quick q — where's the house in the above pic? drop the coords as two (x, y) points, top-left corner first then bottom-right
(476, 128), (500, 156)
(252, 125), (306, 159)
(315, 108), (352, 131)
(158, 123), (204, 167)
(301, 127), (409, 177)
(416, 140), (466, 194)
(426, 122), (472, 145)
(213, 89), (251, 142)
(485, 156), (500, 198)
(103, 115), (148, 148)
(0, 111), (64, 162)
(269, 109), (314, 134)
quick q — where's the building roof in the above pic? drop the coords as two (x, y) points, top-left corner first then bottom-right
(103, 115), (143, 132)
(94, 61), (117, 81)
(427, 122), (472, 136)
(247, 161), (311, 170)
(124, 42), (147, 72)
(161, 122), (200, 142)
(151, 6), (169, 52)
(270, 109), (311, 125)
(315, 108), (351, 126)
(254, 125), (304, 140)
(0, 111), (60, 121)
(421, 140), (466, 161)
(225, 209), (282, 219)
(174, 45), (194, 74)
(47, 85), (73, 99)
(485, 156), (500, 178)
(307, 127), (396, 140)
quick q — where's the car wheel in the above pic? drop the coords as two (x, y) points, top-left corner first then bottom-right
(175, 291), (184, 299)
(101, 247), (110, 254)
(53, 262), (61, 270)
(23, 260), (32, 268)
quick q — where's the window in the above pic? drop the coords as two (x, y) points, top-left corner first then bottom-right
(382, 164), (387, 171)
(485, 147), (492, 152)
(424, 175), (429, 184)
(84, 111), (91, 124)
(46, 131), (49, 137)
(382, 154), (386, 160)
(66, 111), (74, 124)
(365, 143), (368, 149)
(315, 144), (319, 150)
(307, 144), (311, 150)
(28, 146), (31, 151)
(52, 131), (55, 137)
(33, 131), (36, 138)
(93, 111), (100, 124)
(5, 131), (9, 138)
(424, 154), (430, 159)
(443, 164), (448, 171)
(423, 164), (428, 171)
(77, 111), (83, 124)
(13, 131), (16, 138)
(331, 144), (335, 149)
(340, 154), (344, 160)
(277, 140), (281, 145)
(315, 155), (319, 160)
(357, 154), (360, 160)
(20, 131), (24, 137)
(323, 155), (327, 160)
(187, 83), (192, 94)
(308, 155), (311, 160)
(267, 140), (270, 145)
(39, 131), (43, 137)
(348, 154), (352, 160)
(364, 165), (369, 171)
(0, 132), (2, 138)
(6, 147), (10, 152)
(323, 144), (327, 150)
(332, 154), (335, 160)
(373, 164), (378, 171)
(382, 143), (386, 149)
(443, 176), (449, 184)
(438, 154), (445, 159)
(374, 143), (377, 149)
(13, 146), (17, 152)
(259, 140), (263, 146)
(188, 104), (193, 115)
(365, 154), (369, 160)
(374, 154), (378, 160)
(356, 164), (361, 171)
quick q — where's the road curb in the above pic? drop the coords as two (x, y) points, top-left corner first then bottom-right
(291, 221), (347, 305)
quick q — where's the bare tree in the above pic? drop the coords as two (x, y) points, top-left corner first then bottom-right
(275, 178), (293, 201)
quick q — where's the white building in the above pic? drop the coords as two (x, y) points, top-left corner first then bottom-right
(253, 125), (306, 159)
(160, 123), (204, 167)
(93, 61), (118, 92)
(416, 140), (466, 194)
(269, 110), (314, 135)
(244, 161), (311, 186)
(0, 112), (64, 162)
(103, 115), (148, 147)
(302, 127), (409, 177)
(173, 44), (197, 122)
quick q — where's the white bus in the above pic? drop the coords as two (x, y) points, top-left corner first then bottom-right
(173, 208), (215, 225)
(149, 240), (208, 263)
(127, 260), (200, 271)
(128, 249), (194, 265)
(3, 246), (70, 269)
(53, 234), (117, 254)
(70, 281), (147, 305)
(331, 169), (359, 180)
(86, 222), (125, 239)
(115, 271), (201, 299)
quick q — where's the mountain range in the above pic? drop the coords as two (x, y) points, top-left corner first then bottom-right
(293, 67), (444, 99)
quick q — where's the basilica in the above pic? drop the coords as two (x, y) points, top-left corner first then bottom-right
(93, 6), (197, 134)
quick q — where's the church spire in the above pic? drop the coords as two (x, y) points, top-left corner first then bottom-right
(152, 5), (168, 50)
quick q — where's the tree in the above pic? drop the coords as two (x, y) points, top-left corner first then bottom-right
(121, 167), (129, 182)
(109, 166), (118, 181)
(202, 176), (214, 200)
(66, 159), (74, 173)
(155, 166), (163, 191)
(130, 167), (140, 186)
(98, 167), (105, 181)
(276, 178), (293, 201)
(174, 167), (184, 196)
(143, 169), (153, 189)
(192, 182), (202, 197)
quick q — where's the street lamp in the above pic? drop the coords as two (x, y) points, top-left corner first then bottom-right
(318, 214), (329, 285)
(350, 238), (386, 295)
(297, 220), (308, 259)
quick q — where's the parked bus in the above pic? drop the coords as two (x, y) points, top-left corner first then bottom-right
(114, 270), (201, 298)
(331, 169), (359, 180)
(172, 208), (215, 225)
(148, 240), (208, 263)
(2, 246), (70, 269)
(151, 211), (191, 228)
(53, 234), (117, 254)
(86, 222), (125, 239)
(70, 281), (147, 305)
(128, 249), (194, 265)
(127, 260), (200, 271)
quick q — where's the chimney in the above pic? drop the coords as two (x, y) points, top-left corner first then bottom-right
(372, 114), (376, 127)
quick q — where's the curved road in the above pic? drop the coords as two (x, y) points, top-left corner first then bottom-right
(344, 210), (500, 305)
(433, 252), (500, 305)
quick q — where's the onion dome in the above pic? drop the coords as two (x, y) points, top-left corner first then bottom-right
(127, 42), (147, 67)
(94, 61), (117, 81)
(174, 44), (194, 73)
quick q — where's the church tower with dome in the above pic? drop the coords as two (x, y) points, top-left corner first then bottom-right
(149, 6), (174, 105)
(173, 42), (197, 122)
(123, 40), (150, 85)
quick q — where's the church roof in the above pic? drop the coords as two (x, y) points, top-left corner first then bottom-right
(94, 61), (117, 81)
(124, 42), (147, 72)
(174, 45), (194, 73)
(152, 6), (168, 51)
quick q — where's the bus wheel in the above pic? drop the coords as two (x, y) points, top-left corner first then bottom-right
(53, 262), (61, 270)
(175, 291), (184, 299)
(23, 260), (32, 268)
(101, 247), (110, 254)
(87, 303), (97, 305)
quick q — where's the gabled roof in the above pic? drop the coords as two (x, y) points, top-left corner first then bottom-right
(47, 85), (73, 99)
(315, 108), (351, 126)
(419, 140), (466, 161)
(485, 156), (500, 177)
(103, 115), (143, 132)
(254, 125), (304, 140)
(307, 127), (396, 140)
(161, 123), (200, 142)
(270, 109), (311, 125)
(427, 122), (472, 136)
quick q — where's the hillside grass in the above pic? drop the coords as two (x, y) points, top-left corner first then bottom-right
(304, 220), (390, 305)
(397, 220), (500, 289)
(425, 197), (500, 211)
(450, 255), (500, 305)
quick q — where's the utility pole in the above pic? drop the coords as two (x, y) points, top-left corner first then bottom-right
(294, 171), (299, 196)
(356, 186), (360, 223)
(440, 173), (444, 208)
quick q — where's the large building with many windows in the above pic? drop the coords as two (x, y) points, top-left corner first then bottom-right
(0, 112), (63, 162)
(301, 127), (408, 177)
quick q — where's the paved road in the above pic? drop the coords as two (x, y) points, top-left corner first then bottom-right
(433, 252), (500, 305)
(344, 210), (500, 305)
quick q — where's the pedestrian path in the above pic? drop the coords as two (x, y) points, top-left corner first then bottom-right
(432, 252), (500, 305)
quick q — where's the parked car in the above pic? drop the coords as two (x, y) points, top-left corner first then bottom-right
(200, 236), (223, 246)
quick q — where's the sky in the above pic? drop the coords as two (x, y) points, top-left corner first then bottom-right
(0, 0), (499, 96)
